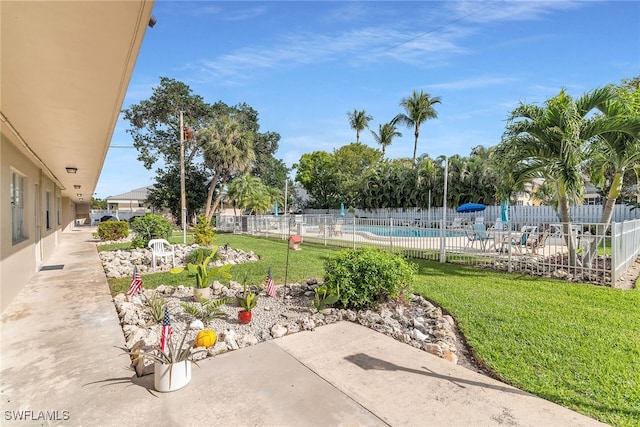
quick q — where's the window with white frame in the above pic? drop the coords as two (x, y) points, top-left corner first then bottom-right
(11, 171), (26, 242)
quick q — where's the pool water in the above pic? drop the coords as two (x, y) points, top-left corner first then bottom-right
(345, 225), (464, 238)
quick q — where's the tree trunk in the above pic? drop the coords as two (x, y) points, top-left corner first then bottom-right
(558, 193), (581, 269)
(584, 171), (622, 266)
(206, 170), (231, 223)
(204, 168), (222, 220)
(412, 126), (419, 166)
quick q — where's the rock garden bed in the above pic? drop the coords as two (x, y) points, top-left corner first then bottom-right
(100, 245), (482, 376)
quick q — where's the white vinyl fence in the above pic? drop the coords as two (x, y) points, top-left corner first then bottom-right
(216, 212), (640, 287)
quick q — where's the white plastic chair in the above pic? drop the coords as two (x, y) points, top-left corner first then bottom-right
(148, 239), (175, 271)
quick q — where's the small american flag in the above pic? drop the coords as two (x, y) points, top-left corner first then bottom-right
(266, 267), (276, 297)
(159, 307), (172, 353)
(126, 265), (143, 297)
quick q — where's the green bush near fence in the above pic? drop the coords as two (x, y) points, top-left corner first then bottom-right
(130, 214), (172, 247)
(97, 220), (129, 241)
(323, 246), (417, 309)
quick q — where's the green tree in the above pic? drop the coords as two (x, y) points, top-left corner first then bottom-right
(146, 164), (208, 223)
(394, 90), (441, 166)
(294, 151), (340, 209)
(121, 78), (285, 223)
(370, 121), (402, 157)
(90, 197), (107, 210)
(347, 109), (373, 143)
(588, 81), (640, 224)
(226, 174), (282, 214)
(333, 143), (382, 207)
(122, 77), (214, 170)
(495, 87), (619, 265)
(200, 115), (255, 221)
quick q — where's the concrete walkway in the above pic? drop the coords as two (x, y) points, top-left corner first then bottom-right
(0, 229), (606, 426)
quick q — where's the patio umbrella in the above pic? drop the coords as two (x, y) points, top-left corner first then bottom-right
(274, 201), (278, 217)
(456, 202), (486, 213)
(340, 202), (345, 217)
(500, 200), (509, 222)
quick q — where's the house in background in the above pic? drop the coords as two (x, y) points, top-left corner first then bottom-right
(106, 186), (153, 211)
(87, 186), (155, 224)
(0, 1), (154, 312)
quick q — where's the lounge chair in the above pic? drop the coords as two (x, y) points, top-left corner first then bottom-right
(528, 228), (550, 255)
(450, 217), (466, 229)
(489, 218), (504, 230)
(465, 223), (493, 251)
(509, 226), (537, 254)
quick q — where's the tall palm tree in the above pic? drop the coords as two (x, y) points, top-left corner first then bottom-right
(199, 115), (255, 221)
(495, 87), (619, 266)
(581, 84), (640, 263)
(589, 84), (640, 224)
(370, 121), (402, 157)
(394, 90), (441, 166)
(347, 109), (373, 143)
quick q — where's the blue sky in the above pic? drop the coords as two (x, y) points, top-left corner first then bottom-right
(96, 0), (639, 199)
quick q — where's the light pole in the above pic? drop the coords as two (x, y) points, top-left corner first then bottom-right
(179, 111), (186, 244)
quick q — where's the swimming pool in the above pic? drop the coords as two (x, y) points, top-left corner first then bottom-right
(344, 225), (465, 238)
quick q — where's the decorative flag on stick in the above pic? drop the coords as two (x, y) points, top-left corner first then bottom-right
(266, 267), (276, 297)
(126, 265), (143, 297)
(159, 307), (172, 353)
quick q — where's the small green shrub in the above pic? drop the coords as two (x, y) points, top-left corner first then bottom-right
(312, 285), (339, 312)
(193, 214), (216, 246)
(182, 295), (233, 322)
(185, 247), (218, 265)
(323, 247), (417, 310)
(142, 291), (166, 324)
(97, 221), (129, 241)
(130, 237), (146, 249)
(130, 214), (172, 247)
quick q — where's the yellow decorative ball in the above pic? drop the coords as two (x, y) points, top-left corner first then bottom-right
(195, 329), (217, 348)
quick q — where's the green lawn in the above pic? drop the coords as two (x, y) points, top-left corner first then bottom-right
(104, 233), (639, 426)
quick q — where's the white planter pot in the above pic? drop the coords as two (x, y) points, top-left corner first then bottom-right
(154, 360), (191, 392)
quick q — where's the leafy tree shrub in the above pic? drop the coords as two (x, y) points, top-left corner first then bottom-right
(193, 214), (216, 246)
(97, 221), (129, 241)
(131, 214), (172, 247)
(323, 247), (417, 310)
(130, 237), (146, 249)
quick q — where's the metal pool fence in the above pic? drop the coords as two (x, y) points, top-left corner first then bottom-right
(216, 214), (640, 286)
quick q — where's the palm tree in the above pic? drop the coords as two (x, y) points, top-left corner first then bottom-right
(370, 122), (402, 157)
(199, 115), (255, 221)
(394, 90), (441, 166)
(589, 84), (640, 224)
(226, 174), (261, 214)
(495, 87), (619, 266)
(347, 109), (373, 143)
(581, 84), (640, 263)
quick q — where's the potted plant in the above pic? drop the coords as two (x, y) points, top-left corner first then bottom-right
(237, 283), (258, 324)
(171, 246), (232, 298)
(126, 328), (205, 392)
